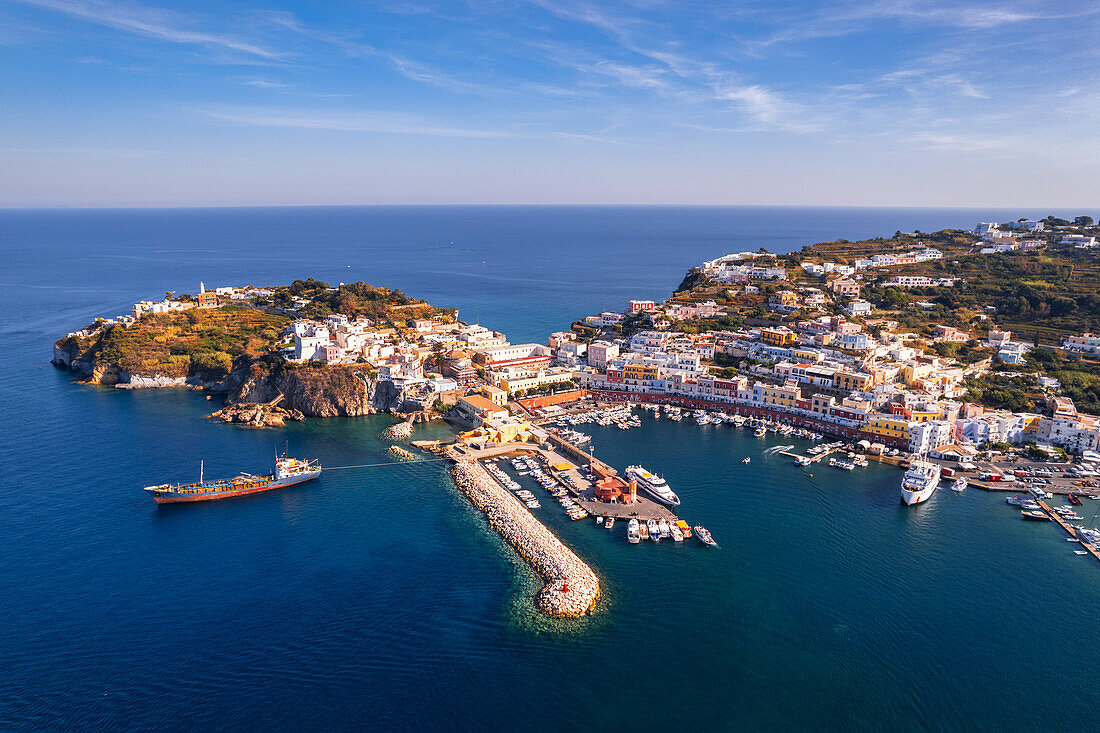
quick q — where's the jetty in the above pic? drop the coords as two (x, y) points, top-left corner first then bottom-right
(449, 454), (599, 617)
(1038, 500), (1100, 564)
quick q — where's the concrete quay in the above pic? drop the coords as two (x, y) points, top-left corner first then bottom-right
(449, 455), (599, 618)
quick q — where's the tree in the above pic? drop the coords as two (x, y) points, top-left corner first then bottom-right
(1074, 216), (1094, 226)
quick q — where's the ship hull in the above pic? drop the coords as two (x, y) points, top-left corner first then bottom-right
(152, 469), (321, 504)
(900, 483), (936, 505)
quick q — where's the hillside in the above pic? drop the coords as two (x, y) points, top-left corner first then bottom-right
(54, 306), (291, 383)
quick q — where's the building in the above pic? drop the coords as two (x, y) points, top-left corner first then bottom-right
(760, 327), (798, 347)
(453, 394), (509, 427)
(1064, 333), (1100, 356)
(587, 340), (620, 370)
(865, 416), (911, 443)
(933, 325), (969, 343)
(846, 299), (872, 317)
(479, 385), (508, 407)
(830, 278), (860, 298)
(628, 300), (656, 313)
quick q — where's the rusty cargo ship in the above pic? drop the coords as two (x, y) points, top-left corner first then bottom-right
(144, 455), (321, 504)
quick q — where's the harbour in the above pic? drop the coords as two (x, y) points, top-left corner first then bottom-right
(10, 205), (1100, 729)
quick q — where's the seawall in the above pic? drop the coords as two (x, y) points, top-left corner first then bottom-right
(450, 457), (599, 618)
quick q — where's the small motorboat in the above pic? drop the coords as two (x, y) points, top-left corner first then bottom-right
(742, 457), (751, 464)
(596, 516), (604, 525)
(951, 478), (967, 493)
(627, 518), (640, 543)
(605, 517), (615, 530)
(1021, 510), (1051, 521)
(1069, 493), (1083, 506)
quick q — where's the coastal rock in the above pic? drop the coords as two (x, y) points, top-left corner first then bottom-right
(450, 457), (600, 618)
(116, 373), (189, 389)
(228, 363), (414, 418)
(210, 402), (305, 428)
(384, 420), (414, 438)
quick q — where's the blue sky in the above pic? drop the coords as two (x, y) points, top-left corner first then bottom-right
(2, 0), (1098, 207)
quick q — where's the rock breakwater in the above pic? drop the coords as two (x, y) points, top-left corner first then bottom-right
(450, 457), (599, 618)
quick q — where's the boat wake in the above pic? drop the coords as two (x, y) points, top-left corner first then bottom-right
(763, 445), (794, 455)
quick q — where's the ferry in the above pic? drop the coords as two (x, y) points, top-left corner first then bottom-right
(144, 454), (321, 504)
(900, 458), (941, 506)
(625, 465), (681, 506)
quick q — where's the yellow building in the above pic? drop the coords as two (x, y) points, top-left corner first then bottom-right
(761, 327), (798, 346)
(865, 416), (911, 441)
(901, 362), (934, 386)
(909, 410), (938, 423)
(834, 370), (873, 391)
(623, 363), (660, 381)
(479, 385), (508, 407)
(760, 383), (800, 408)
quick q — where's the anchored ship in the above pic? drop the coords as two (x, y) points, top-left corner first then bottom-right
(900, 458), (941, 506)
(625, 465), (681, 506)
(144, 454), (321, 504)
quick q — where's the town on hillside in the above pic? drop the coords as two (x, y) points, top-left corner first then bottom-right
(56, 216), (1100, 462)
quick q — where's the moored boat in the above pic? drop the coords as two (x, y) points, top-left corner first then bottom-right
(626, 517), (639, 543)
(144, 454), (321, 504)
(900, 458), (941, 506)
(625, 465), (681, 506)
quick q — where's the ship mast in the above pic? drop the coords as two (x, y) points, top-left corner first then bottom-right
(200, 459), (204, 485)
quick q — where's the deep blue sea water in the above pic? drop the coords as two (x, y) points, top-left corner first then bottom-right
(1, 206), (1097, 730)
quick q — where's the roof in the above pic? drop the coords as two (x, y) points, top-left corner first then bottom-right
(460, 394), (504, 413)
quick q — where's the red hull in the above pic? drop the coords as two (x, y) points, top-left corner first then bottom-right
(152, 474), (318, 504)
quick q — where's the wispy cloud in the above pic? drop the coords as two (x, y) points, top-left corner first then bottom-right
(197, 106), (515, 139)
(13, 0), (285, 60)
(233, 77), (293, 89)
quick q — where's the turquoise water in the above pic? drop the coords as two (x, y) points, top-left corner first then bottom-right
(1, 206), (1097, 730)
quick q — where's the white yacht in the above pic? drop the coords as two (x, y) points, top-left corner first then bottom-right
(625, 465), (681, 506)
(901, 458), (941, 506)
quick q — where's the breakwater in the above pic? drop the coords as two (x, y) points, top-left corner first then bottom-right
(450, 457), (599, 617)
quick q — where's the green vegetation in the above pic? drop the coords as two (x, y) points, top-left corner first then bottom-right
(61, 306), (292, 379)
(964, 372), (1041, 413)
(930, 340), (993, 364)
(277, 278), (456, 325)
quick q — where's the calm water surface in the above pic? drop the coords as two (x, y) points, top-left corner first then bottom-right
(0, 206), (1095, 730)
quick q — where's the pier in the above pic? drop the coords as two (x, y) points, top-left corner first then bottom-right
(1038, 500), (1100, 564)
(449, 454), (599, 617)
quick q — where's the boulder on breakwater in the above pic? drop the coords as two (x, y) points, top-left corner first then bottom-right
(384, 420), (414, 439)
(450, 457), (599, 618)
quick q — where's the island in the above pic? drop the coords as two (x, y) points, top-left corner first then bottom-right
(51, 214), (1100, 615)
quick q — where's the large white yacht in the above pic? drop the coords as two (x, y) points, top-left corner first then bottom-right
(900, 458), (941, 506)
(625, 465), (681, 506)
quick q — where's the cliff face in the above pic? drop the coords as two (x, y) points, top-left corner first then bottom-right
(227, 364), (425, 418)
(54, 340), (435, 419)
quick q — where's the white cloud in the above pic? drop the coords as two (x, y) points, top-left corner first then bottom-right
(196, 106), (515, 139)
(13, 0), (285, 60)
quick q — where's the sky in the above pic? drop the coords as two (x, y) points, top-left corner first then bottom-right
(1, 0), (1099, 208)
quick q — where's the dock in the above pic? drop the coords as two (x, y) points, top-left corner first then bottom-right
(455, 441), (678, 521)
(1038, 500), (1100, 564)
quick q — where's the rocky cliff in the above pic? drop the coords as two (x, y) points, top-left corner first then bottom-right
(227, 363), (435, 418)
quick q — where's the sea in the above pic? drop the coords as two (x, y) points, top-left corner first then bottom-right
(1, 206), (1097, 731)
